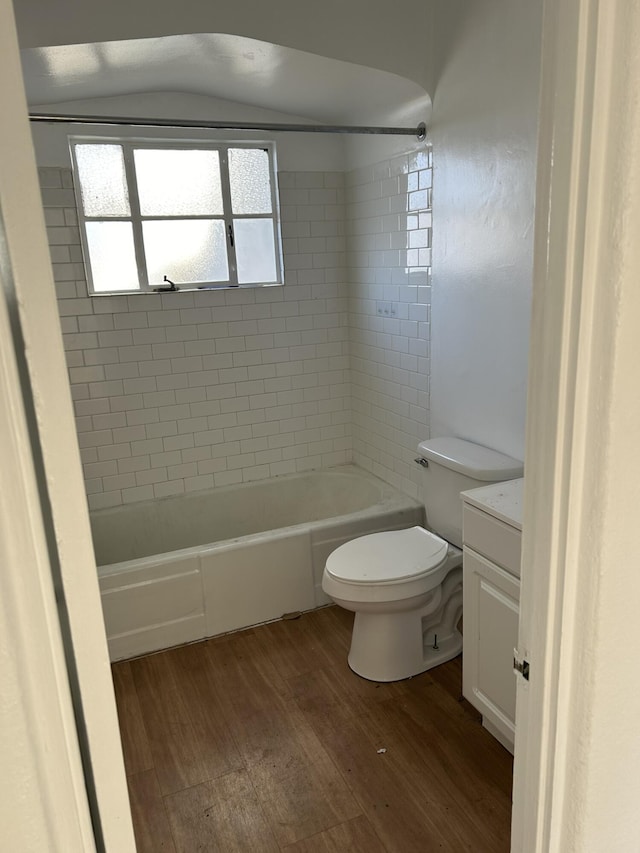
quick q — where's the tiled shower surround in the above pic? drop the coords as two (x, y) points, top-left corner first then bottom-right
(347, 150), (432, 499)
(40, 154), (432, 508)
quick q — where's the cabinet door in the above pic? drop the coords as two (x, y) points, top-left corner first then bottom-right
(463, 547), (520, 748)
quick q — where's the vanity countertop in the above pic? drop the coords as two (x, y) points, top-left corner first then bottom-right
(460, 478), (524, 531)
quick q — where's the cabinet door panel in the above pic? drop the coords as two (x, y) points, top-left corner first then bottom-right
(463, 547), (520, 747)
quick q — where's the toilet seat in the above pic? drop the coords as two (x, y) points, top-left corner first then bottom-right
(325, 526), (448, 585)
(321, 525), (463, 679)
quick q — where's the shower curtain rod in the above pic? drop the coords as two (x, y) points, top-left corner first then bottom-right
(28, 112), (427, 140)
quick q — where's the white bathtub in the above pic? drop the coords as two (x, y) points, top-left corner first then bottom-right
(93, 465), (423, 660)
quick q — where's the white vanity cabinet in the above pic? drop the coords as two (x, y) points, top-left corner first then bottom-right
(461, 479), (523, 754)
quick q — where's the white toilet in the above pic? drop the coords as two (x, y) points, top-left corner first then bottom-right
(322, 437), (523, 682)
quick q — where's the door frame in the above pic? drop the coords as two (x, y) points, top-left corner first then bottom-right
(0, 1), (135, 849)
(513, 0), (640, 849)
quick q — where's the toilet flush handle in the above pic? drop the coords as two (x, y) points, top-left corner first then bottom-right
(414, 457), (429, 468)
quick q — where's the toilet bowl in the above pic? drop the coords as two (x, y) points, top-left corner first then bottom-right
(322, 526), (463, 682)
(322, 437), (524, 683)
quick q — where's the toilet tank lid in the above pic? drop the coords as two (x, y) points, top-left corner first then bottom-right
(417, 437), (523, 481)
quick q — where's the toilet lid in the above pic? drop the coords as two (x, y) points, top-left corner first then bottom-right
(325, 526), (448, 584)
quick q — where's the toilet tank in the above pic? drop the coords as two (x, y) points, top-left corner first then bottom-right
(417, 437), (523, 548)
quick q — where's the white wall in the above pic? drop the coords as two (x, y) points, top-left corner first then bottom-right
(428, 0), (543, 461)
(30, 91), (345, 171)
(342, 92), (431, 171)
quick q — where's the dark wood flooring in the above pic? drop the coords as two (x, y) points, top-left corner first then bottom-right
(112, 606), (513, 852)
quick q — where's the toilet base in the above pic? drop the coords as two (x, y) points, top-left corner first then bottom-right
(346, 567), (463, 682)
(348, 621), (463, 682)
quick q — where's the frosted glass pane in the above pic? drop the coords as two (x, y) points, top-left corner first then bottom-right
(229, 148), (272, 214)
(143, 219), (228, 284)
(234, 219), (277, 284)
(134, 149), (223, 216)
(85, 222), (139, 292)
(75, 144), (130, 217)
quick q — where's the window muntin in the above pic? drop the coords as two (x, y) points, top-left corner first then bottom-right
(70, 138), (283, 295)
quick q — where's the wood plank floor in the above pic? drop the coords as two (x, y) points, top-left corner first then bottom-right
(112, 606), (513, 852)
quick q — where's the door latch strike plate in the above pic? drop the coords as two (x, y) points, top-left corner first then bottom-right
(513, 648), (530, 681)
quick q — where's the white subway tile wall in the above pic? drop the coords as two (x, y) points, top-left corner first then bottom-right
(346, 149), (433, 499)
(41, 168), (351, 509)
(41, 152), (432, 509)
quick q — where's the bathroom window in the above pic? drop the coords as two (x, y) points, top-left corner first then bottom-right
(69, 138), (283, 295)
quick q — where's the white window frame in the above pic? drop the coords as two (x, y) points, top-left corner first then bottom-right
(69, 136), (284, 295)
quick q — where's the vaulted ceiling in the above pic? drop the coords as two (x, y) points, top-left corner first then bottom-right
(21, 33), (429, 125)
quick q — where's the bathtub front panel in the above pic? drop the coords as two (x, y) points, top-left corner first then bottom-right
(100, 555), (205, 659)
(201, 531), (314, 637)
